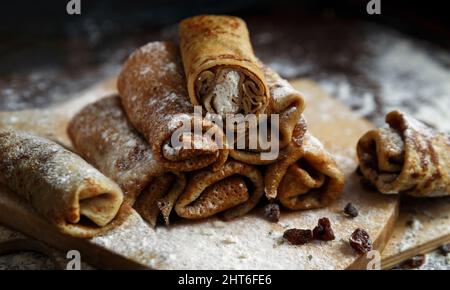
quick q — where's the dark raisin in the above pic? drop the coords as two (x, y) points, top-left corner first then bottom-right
(264, 203), (280, 223)
(312, 217), (335, 241)
(283, 229), (313, 245)
(349, 228), (372, 255)
(439, 244), (450, 256)
(355, 166), (362, 176)
(398, 254), (426, 269)
(344, 203), (359, 218)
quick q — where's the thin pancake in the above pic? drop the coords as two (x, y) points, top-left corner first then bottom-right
(175, 160), (264, 220)
(357, 110), (450, 196)
(0, 129), (124, 238)
(118, 41), (229, 172)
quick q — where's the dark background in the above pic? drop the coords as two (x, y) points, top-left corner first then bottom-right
(0, 0), (449, 129)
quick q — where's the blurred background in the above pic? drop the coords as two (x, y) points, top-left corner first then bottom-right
(0, 0), (449, 270)
(0, 0), (449, 131)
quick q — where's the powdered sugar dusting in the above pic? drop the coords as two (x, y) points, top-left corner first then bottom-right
(212, 69), (241, 115)
(167, 113), (191, 130)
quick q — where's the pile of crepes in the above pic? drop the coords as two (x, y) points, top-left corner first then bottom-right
(2, 15), (447, 239)
(71, 15), (345, 236)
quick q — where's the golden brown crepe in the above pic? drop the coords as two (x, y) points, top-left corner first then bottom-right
(229, 66), (306, 165)
(0, 129), (124, 238)
(68, 96), (186, 227)
(265, 132), (345, 210)
(357, 110), (450, 197)
(118, 41), (229, 172)
(175, 160), (264, 220)
(179, 15), (270, 116)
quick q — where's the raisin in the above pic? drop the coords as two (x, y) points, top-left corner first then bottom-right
(398, 254), (426, 269)
(355, 166), (362, 176)
(439, 243), (450, 256)
(264, 203), (280, 223)
(344, 203), (358, 218)
(349, 228), (372, 255)
(312, 217), (335, 241)
(283, 229), (313, 245)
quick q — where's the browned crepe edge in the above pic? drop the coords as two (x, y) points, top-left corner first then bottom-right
(179, 15), (270, 115)
(230, 116), (307, 165)
(265, 132), (344, 210)
(175, 160), (264, 220)
(134, 172), (186, 227)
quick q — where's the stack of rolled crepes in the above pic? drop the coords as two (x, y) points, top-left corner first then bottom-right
(67, 14), (345, 226)
(0, 15), (346, 237)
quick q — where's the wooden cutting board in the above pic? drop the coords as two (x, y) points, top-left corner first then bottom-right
(381, 197), (450, 269)
(0, 78), (399, 269)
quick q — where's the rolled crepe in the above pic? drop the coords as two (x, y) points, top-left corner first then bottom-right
(357, 110), (450, 197)
(118, 41), (229, 172)
(229, 66), (306, 165)
(179, 15), (270, 116)
(0, 129), (124, 238)
(68, 96), (186, 226)
(265, 132), (345, 210)
(175, 161), (264, 220)
(134, 172), (186, 227)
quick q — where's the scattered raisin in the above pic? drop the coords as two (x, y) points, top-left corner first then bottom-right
(283, 229), (313, 245)
(398, 254), (426, 269)
(355, 166), (362, 176)
(312, 218), (335, 241)
(264, 203), (280, 223)
(349, 228), (372, 255)
(439, 244), (450, 256)
(344, 203), (359, 218)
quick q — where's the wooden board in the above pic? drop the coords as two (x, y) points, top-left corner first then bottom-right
(380, 197), (450, 269)
(0, 78), (398, 269)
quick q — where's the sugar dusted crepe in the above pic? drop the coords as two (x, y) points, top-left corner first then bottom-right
(118, 41), (229, 172)
(68, 96), (186, 227)
(0, 129), (124, 238)
(357, 110), (450, 197)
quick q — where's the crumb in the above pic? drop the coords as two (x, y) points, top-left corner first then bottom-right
(264, 203), (280, 222)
